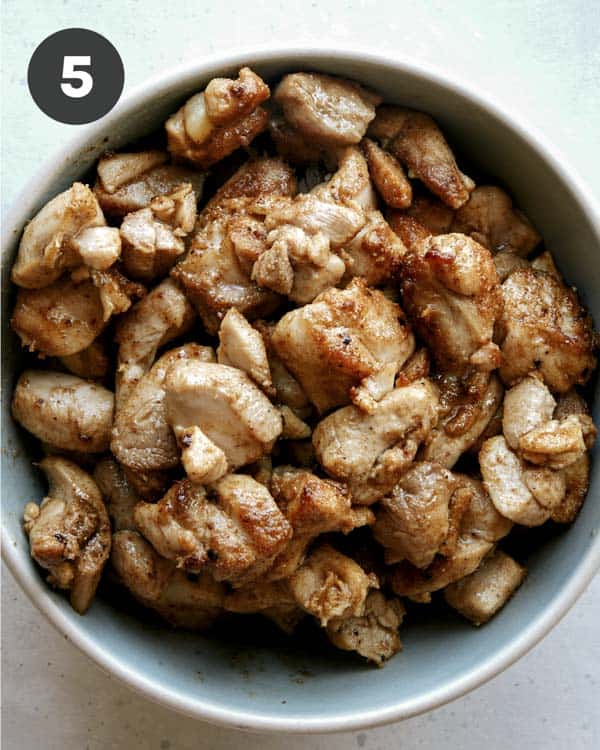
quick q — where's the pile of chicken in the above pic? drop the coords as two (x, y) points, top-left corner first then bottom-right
(11, 68), (598, 667)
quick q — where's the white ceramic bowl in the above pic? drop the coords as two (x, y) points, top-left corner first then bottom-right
(2, 47), (600, 733)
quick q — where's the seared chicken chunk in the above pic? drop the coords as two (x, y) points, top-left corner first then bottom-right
(217, 307), (273, 393)
(59, 340), (109, 380)
(272, 279), (415, 414)
(493, 249), (530, 282)
(444, 550), (526, 625)
(111, 530), (223, 629)
(269, 109), (331, 165)
(23, 457), (110, 613)
(93, 458), (139, 531)
(134, 475), (291, 586)
(12, 370), (114, 453)
(451, 186), (540, 255)
(166, 68), (270, 168)
(400, 233), (502, 373)
(498, 268), (596, 392)
(373, 462), (458, 567)
(502, 375), (556, 450)
(340, 210), (406, 287)
(404, 194), (455, 235)
(274, 72), (380, 147)
(310, 146), (377, 211)
(313, 379), (440, 504)
(369, 106), (474, 208)
(362, 137), (412, 209)
(224, 579), (304, 634)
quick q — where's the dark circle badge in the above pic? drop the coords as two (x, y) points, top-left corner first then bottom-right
(27, 28), (124, 125)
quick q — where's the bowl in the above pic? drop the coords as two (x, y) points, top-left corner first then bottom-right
(2, 46), (600, 733)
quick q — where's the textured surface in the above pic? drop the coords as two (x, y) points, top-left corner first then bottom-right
(1, 0), (599, 748)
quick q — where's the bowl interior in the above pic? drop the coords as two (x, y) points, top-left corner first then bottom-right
(2, 51), (599, 731)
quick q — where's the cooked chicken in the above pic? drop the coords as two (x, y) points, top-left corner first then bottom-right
(274, 72), (380, 147)
(386, 211), (432, 253)
(327, 590), (404, 666)
(395, 347), (431, 386)
(289, 544), (378, 626)
(134, 475), (291, 586)
(373, 462), (458, 567)
(404, 194), (455, 235)
(362, 137), (412, 209)
(551, 454), (591, 524)
(456, 475), (513, 543)
(223, 579), (304, 634)
(451, 186), (540, 255)
(444, 550), (526, 625)
(111, 344), (214, 473)
(493, 249), (530, 282)
(272, 279), (415, 414)
(120, 183), (197, 282)
(59, 340), (109, 380)
(421, 373), (504, 468)
(94, 151), (204, 218)
(121, 466), (170, 502)
(12, 370), (114, 453)
(279, 406), (312, 439)
(369, 106), (474, 208)
(93, 458), (138, 531)
(166, 68), (270, 168)
(531, 250), (560, 278)
(88, 266), (146, 322)
(217, 307), (273, 393)
(114, 278), (196, 406)
(313, 379), (440, 504)
(340, 210), (406, 287)
(23, 457), (110, 613)
(310, 145), (377, 211)
(498, 268), (596, 392)
(518, 415), (592, 470)
(502, 375), (556, 450)
(111, 530), (223, 629)
(269, 109), (331, 164)
(400, 232), (502, 373)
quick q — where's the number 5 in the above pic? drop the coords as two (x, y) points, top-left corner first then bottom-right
(61, 56), (93, 98)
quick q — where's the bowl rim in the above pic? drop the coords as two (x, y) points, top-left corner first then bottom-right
(2, 43), (600, 734)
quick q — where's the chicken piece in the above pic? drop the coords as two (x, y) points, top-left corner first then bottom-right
(114, 278), (196, 406)
(166, 68), (270, 168)
(111, 530), (223, 629)
(326, 590), (405, 667)
(498, 268), (596, 392)
(340, 210), (406, 287)
(551, 454), (591, 524)
(289, 544), (378, 626)
(224, 579), (304, 634)
(59, 340), (109, 380)
(120, 183), (197, 282)
(11, 182), (120, 289)
(531, 250), (560, 278)
(400, 232), (502, 373)
(88, 266), (146, 322)
(493, 249), (530, 282)
(217, 307), (273, 393)
(279, 406), (312, 440)
(362, 137), (412, 209)
(421, 373), (504, 468)
(12, 370), (114, 453)
(386, 211), (432, 253)
(518, 415), (592, 470)
(395, 347), (431, 386)
(502, 376), (556, 450)
(255, 321), (311, 413)
(134, 475), (291, 587)
(451, 186), (540, 256)
(404, 194), (455, 235)
(444, 550), (527, 625)
(122, 466), (170, 502)
(457, 475), (513, 544)
(23, 457), (110, 614)
(164, 359), (282, 481)
(274, 72), (380, 147)
(369, 106), (474, 209)
(93, 458), (138, 531)
(313, 379), (440, 504)
(272, 279), (415, 414)
(269, 109), (331, 164)
(372, 462), (458, 567)
(94, 151), (204, 218)
(311, 146), (377, 211)
(111, 344), (214, 473)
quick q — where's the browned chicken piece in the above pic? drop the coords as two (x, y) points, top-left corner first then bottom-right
(111, 530), (224, 629)
(444, 550), (526, 625)
(122, 466), (170, 503)
(502, 375), (556, 450)
(269, 109), (331, 165)
(93, 458), (139, 531)
(551, 454), (591, 524)
(134, 475), (292, 587)
(59, 339), (109, 380)
(166, 68), (270, 168)
(111, 344), (215, 473)
(274, 72), (380, 147)
(310, 145), (377, 211)
(114, 278), (196, 406)
(395, 347), (431, 386)
(369, 106), (474, 209)
(23, 457), (111, 614)
(493, 249), (529, 282)
(120, 183), (197, 282)
(498, 268), (596, 392)
(12, 370), (114, 453)
(94, 151), (205, 218)
(313, 379), (440, 504)
(11, 182), (120, 289)
(456, 475), (513, 543)
(531, 250), (560, 278)
(362, 137), (412, 209)
(327, 590), (405, 666)
(421, 373), (504, 468)
(272, 279), (415, 414)
(373, 462), (458, 567)
(289, 544), (378, 626)
(164, 359), (282, 482)
(87, 266), (146, 322)
(451, 186), (540, 256)
(519, 415), (594, 470)
(404, 194), (455, 235)
(217, 307), (273, 393)
(386, 212), (432, 253)
(279, 406), (312, 439)
(340, 210), (406, 287)
(224, 579), (305, 634)
(400, 232), (502, 374)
